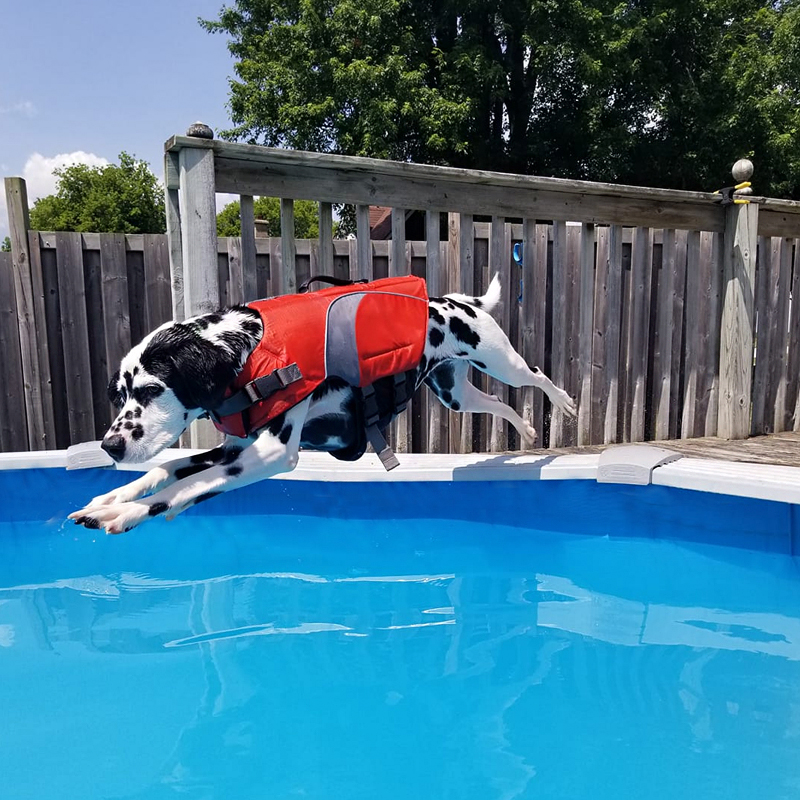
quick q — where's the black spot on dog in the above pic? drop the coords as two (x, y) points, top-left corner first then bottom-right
(470, 360), (487, 370)
(429, 327), (445, 348)
(472, 298), (483, 308)
(183, 412), (188, 420)
(265, 413), (286, 438)
(123, 371), (134, 392)
(449, 317), (481, 348)
(279, 423), (293, 445)
(451, 400), (461, 411)
(194, 491), (221, 505)
(149, 502), (169, 516)
(226, 465), (243, 477)
(312, 377), (349, 401)
(418, 354), (427, 376)
(221, 446), (242, 465)
(135, 408), (142, 418)
(433, 362), (455, 391)
(175, 463), (212, 480)
(442, 390), (453, 404)
(131, 425), (144, 440)
(428, 306), (446, 326)
(191, 448), (220, 465)
(447, 298), (477, 318)
(124, 422), (134, 430)
(457, 351), (469, 357)
(124, 411), (133, 420)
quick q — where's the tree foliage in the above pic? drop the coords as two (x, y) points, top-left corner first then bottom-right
(29, 153), (166, 233)
(217, 196), (321, 237)
(203, 0), (800, 197)
(1, 236), (10, 252)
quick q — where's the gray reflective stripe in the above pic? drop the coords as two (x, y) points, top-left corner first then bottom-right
(324, 293), (363, 384)
(324, 290), (427, 386)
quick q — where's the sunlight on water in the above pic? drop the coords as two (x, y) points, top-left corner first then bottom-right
(1, 512), (800, 800)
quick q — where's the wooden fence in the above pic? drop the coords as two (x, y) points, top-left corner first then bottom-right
(3, 139), (800, 454)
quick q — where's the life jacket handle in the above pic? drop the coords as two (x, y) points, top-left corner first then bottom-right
(297, 275), (368, 294)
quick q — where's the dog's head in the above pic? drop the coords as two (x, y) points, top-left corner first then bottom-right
(101, 308), (263, 463)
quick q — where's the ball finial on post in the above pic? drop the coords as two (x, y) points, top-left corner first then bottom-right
(186, 121), (214, 140)
(732, 159), (754, 194)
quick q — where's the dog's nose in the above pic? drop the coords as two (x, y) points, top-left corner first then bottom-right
(101, 434), (126, 462)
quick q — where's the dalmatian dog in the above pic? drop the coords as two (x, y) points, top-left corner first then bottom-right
(70, 276), (576, 534)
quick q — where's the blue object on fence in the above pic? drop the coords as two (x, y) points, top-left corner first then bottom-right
(513, 243), (523, 302)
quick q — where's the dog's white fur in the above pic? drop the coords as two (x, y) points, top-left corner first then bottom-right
(70, 276), (576, 533)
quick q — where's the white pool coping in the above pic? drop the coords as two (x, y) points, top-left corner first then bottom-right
(1, 443), (800, 506)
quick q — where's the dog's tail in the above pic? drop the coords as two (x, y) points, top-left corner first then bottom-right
(444, 273), (502, 313)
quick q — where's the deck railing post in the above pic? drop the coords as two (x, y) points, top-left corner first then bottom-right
(177, 122), (222, 448)
(718, 159), (758, 439)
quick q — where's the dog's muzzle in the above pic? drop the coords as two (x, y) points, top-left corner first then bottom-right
(101, 434), (126, 462)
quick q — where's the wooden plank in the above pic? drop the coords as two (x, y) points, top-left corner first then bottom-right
(653, 230), (676, 440)
(82, 247), (110, 437)
(520, 221), (547, 448)
(227, 236), (245, 306)
(4, 177), (46, 449)
(577, 223), (595, 445)
(446, 213), (463, 452)
(789, 241), (800, 430)
(601, 226), (624, 443)
(590, 226), (609, 443)
(55, 232), (95, 443)
(143, 233), (172, 328)
(766, 236), (792, 432)
(751, 236), (772, 435)
(0, 250), (27, 451)
(489, 217), (510, 452)
(26, 232), (56, 446)
(703, 232), (723, 437)
(550, 220), (568, 447)
(319, 202), (334, 275)
(390, 207), (410, 454)
(670, 231), (688, 439)
(193, 138), (727, 231)
(627, 227), (653, 442)
(681, 231), (702, 438)
(98, 234), (131, 392)
(354, 204), (372, 282)
(40, 247), (69, 448)
(239, 194), (258, 302)
(165, 152), (185, 322)
(279, 198), (297, 294)
(459, 214), (474, 453)
(425, 211), (444, 453)
(758, 208), (800, 239)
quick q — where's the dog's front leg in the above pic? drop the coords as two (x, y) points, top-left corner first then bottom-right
(75, 437), (252, 511)
(71, 404), (307, 534)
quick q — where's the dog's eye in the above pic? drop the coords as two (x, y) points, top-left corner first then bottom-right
(134, 384), (165, 406)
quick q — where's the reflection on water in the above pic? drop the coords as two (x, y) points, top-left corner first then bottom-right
(1, 514), (800, 800)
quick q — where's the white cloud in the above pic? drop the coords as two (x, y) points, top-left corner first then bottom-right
(0, 150), (109, 239)
(0, 100), (36, 117)
(23, 151), (109, 204)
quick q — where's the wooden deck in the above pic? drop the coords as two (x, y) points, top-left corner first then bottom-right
(545, 431), (800, 467)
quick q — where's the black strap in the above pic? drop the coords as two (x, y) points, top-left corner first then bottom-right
(212, 363), (303, 417)
(298, 275), (368, 294)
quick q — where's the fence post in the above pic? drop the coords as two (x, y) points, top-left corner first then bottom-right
(4, 176), (54, 449)
(178, 122), (222, 448)
(718, 159), (758, 440)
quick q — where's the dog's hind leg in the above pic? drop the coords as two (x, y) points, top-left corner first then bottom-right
(461, 311), (576, 418)
(78, 437), (254, 510)
(426, 361), (539, 447)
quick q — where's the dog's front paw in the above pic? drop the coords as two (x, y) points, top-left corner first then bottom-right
(69, 501), (151, 534)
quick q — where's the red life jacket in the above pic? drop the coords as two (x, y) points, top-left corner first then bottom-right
(211, 276), (429, 449)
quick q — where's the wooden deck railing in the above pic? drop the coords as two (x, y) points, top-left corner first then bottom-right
(3, 127), (800, 454)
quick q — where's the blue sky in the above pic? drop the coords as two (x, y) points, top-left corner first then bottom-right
(1, 0), (239, 237)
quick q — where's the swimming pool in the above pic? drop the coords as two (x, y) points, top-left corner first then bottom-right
(1, 450), (799, 799)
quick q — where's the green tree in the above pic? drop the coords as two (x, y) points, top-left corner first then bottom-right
(217, 197), (321, 237)
(203, 0), (800, 198)
(1, 236), (10, 252)
(29, 152), (166, 233)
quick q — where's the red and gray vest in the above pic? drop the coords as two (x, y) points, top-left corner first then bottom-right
(210, 275), (429, 469)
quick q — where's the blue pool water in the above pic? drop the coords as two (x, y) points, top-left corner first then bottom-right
(1, 468), (800, 799)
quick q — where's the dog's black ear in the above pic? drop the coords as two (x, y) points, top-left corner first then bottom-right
(107, 370), (124, 409)
(169, 343), (241, 411)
